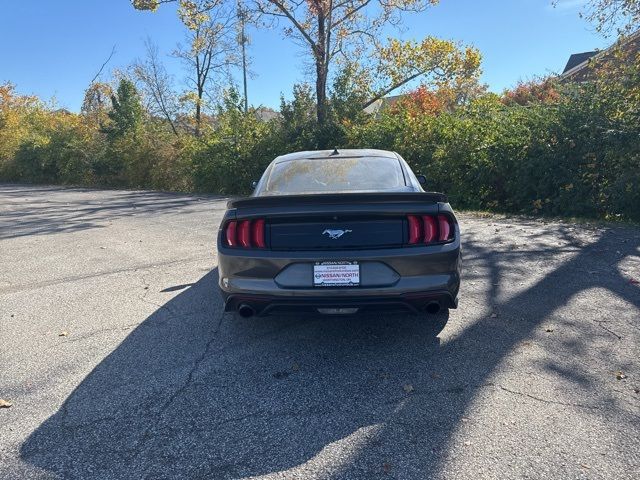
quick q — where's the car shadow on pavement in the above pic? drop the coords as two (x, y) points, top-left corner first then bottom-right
(20, 226), (640, 478)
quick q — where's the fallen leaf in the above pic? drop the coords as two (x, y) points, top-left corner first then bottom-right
(629, 278), (639, 285)
(461, 417), (470, 423)
(545, 328), (554, 333)
(430, 373), (441, 379)
(0, 399), (12, 408)
(292, 363), (299, 372)
(59, 331), (69, 337)
(463, 441), (472, 446)
(403, 384), (415, 393)
(382, 462), (392, 473)
(581, 464), (591, 470)
(616, 371), (626, 380)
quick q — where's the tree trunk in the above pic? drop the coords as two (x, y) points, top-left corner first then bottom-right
(316, 58), (327, 127)
(315, 11), (328, 145)
(195, 84), (203, 137)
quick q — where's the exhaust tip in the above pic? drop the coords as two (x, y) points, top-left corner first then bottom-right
(425, 301), (441, 315)
(237, 304), (256, 318)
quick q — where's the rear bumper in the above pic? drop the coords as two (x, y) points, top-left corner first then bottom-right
(218, 236), (461, 316)
(222, 290), (457, 316)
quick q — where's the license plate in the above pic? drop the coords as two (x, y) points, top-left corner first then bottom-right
(313, 261), (360, 287)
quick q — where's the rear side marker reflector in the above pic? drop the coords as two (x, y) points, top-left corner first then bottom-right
(407, 214), (454, 245)
(225, 219), (266, 249)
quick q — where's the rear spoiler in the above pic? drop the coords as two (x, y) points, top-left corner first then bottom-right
(228, 192), (447, 209)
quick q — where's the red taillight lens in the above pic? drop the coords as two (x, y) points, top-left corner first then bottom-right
(251, 219), (266, 248)
(224, 218), (266, 249)
(437, 214), (452, 241)
(225, 221), (237, 247)
(422, 215), (437, 243)
(408, 215), (421, 244)
(237, 220), (251, 248)
(407, 214), (454, 245)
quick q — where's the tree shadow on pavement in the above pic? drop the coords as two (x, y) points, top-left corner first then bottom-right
(0, 185), (221, 239)
(20, 225), (640, 478)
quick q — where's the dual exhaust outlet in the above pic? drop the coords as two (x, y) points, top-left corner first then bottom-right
(236, 301), (441, 318)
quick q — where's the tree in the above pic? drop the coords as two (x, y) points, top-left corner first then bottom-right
(501, 77), (560, 107)
(175, 1), (236, 136)
(364, 36), (482, 109)
(133, 1), (237, 136)
(133, 38), (180, 135)
(581, 0), (640, 34)
(133, 0), (482, 137)
(105, 79), (144, 139)
(81, 82), (114, 127)
(254, 1), (423, 125)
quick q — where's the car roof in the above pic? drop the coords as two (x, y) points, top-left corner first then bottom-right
(272, 149), (399, 164)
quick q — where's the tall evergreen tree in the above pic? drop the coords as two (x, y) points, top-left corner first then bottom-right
(105, 79), (144, 139)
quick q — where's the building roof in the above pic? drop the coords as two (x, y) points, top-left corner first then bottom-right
(562, 51), (597, 74)
(561, 29), (640, 80)
(363, 95), (405, 115)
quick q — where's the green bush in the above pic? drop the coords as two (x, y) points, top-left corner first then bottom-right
(1, 65), (639, 221)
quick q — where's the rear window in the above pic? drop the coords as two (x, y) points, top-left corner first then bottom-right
(261, 157), (405, 195)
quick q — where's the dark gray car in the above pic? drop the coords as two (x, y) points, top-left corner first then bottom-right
(217, 149), (461, 318)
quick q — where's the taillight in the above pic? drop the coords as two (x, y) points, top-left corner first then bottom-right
(237, 220), (251, 247)
(437, 215), (451, 241)
(224, 218), (267, 249)
(422, 215), (437, 243)
(225, 221), (237, 247)
(251, 219), (266, 248)
(406, 214), (454, 245)
(408, 215), (421, 244)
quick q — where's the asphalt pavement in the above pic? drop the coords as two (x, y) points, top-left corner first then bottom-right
(0, 184), (638, 479)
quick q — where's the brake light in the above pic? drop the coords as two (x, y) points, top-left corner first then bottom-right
(422, 215), (437, 243)
(406, 214), (454, 245)
(408, 215), (421, 244)
(251, 219), (266, 248)
(437, 214), (451, 241)
(225, 221), (237, 247)
(224, 218), (266, 249)
(238, 220), (251, 247)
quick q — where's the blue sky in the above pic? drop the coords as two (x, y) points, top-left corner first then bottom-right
(0, 0), (610, 111)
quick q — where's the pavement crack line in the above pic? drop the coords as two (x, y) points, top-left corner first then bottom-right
(125, 304), (227, 461)
(594, 320), (623, 340)
(0, 256), (211, 295)
(135, 270), (181, 320)
(490, 383), (600, 410)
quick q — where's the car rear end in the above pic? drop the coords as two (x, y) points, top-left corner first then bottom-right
(217, 192), (461, 317)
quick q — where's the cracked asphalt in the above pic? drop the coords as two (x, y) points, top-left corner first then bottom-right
(0, 184), (639, 479)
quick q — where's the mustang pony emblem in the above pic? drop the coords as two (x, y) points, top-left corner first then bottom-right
(323, 229), (352, 239)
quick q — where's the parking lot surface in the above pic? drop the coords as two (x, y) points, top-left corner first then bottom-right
(1, 184), (638, 479)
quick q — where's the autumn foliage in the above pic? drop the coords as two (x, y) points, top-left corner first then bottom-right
(501, 78), (561, 106)
(2, 52), (640, 221)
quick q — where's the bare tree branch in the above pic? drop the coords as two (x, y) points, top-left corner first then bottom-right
(90, 45), (117, 85)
